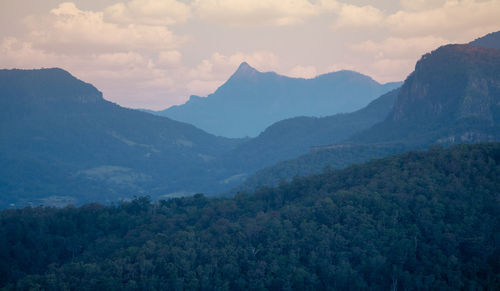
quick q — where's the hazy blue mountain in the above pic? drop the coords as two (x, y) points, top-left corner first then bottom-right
(237, 43), (500, 192)
(0, 68), (402, 207)
(222, 88), (399, 173)
(155, 62), (402, 138)
(470, 30), (500, 49)
(0, 68), (244, 208)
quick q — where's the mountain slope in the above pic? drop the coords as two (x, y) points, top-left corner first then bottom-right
(353, 44), (500, 145)
(237, 42), (500, 191)
(222, 88), (399, 173)
(2, 143), (499, 289)
(156, 62), (401, 138)
(0, 68), (242, 207)
(470, 30), (500, 49)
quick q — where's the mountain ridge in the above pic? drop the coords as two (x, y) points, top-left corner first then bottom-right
(352, 44), (500, 145)
(155, 63), (402, 137)
(470, 30), (500, 49)
(0, 68), (245, 207)
(236, 41), (500, 192)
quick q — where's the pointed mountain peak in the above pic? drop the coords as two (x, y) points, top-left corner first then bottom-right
(230, 62), (260, 80)
(237, 61), (254, 71)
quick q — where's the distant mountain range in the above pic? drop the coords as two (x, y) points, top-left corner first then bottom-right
(222, 88), (399, 173)
(0, 68), (245, 207)
(0, 68), (400, 207)
(2, 31), (500, 207)
(153, 62), (401, 138)
(237, 40), (500, 191)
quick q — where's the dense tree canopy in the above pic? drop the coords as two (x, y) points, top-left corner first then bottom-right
(1, 143), (499, 290)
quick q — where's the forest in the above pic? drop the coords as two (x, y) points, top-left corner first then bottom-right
(0, 143), (499, 290)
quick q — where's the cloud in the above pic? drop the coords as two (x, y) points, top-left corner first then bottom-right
(332, 4), (384, 29)
(367, 58), (416, 83)
(344, 36), (449, 83)
(326, 57), (412, 84)
(192, 0), (339, 26)
(24, 2), (183, 55)
(351, 36), (449, 59)
(329, 0), (500, 41)
(104, 0), (191, 26)
(399, 0), (447, 11)
(387, 0), (500, 39)
(157, 50), (182, 68)
(288, 65), (317, 78)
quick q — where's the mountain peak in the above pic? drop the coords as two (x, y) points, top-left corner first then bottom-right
(0, 68), (103, 105)
(230, 62), (260, 80)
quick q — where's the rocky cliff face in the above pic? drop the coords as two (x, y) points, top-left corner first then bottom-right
(353, 44), (500, 145)
(391, 44), (500, 124)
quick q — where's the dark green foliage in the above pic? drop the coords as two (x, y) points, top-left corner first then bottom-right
(232, 143), (408, 192)
(1, 143), (499, 290)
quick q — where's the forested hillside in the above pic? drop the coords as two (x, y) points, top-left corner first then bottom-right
(222, 89), (399, 173)
(1, 143), (498, 290)
(0, 68), (243, 208)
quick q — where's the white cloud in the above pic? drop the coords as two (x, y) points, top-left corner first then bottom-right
(185, 79), (224, 96)
(351, 36), (449, 59)
(24, 2), (183, 54)
(104, 0), (191, 26)
(288, 65), (317, 78)
(367, 58), (416, 83)
(157, 50), (182, 67)
(345, 36), (449, 83)
(387, 0), (500, 40)
(332, 4), (384, 29)
(192, 0), (339, 26)
(329, 0), (500, 41)
(399, 0), (447, 11)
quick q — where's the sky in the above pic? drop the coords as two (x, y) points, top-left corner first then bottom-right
(1, 0), (500, 109)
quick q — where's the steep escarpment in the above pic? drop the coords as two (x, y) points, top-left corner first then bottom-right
(354, 44), (500, 145)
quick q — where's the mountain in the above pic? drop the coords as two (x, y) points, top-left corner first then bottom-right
(353, 44), (500, 145)
(2, 143), (499, 289)
(237, 43), (500, 191)
(0, 68), (402, 207)
(155, 62), (401, 138)
(470, 30), (500, 49)
(234, 143), (408, 193)
(0, 68), (244, 208)
(222, 88), (399, 173)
